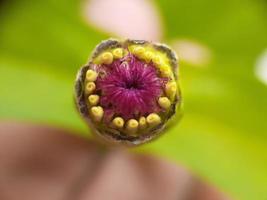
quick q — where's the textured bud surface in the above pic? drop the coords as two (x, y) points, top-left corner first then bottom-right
(75, 39), (182, 146)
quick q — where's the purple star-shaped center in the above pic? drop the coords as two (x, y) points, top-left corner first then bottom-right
(96, 54), (166, 120)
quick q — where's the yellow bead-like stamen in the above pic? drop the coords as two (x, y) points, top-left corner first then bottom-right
(139, 116), (147, 130)
(112, 117), (125, 128)
(159, 65), (172, 77)
(86, 69), (98, 82)
(90, 106), (104, 122)
(85, 82), (96, 95)
(152, 55), (162, 66)
(101, 52), (113, 64)
(126, 119), (139, 134)
(165, 82), (177, 100)
(161, 69), (172, 77)
(112, 48), (124, 59)
(158, 97), (171, 110)
(146, 113), (161, 127)
(144, 51), (154, 63)
(88, 94), (100, 106)
(132, 46), (145, 56)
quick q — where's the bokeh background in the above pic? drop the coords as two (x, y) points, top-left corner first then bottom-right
(0, 0), (267, 199)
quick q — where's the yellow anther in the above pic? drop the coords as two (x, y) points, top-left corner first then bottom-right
(88, 94), (100, 106)
(132, 46), (145, 56)
(146, 113), (161, 127)
(112, 48), (124, 59)
(139, 116), (147, 130)
(158, 97), (171, 110)
(112, 117), (125, 128)
(85, 82), (96, 95)
(144, 51), (154, 62)
(101, 52), (113, 64)
(159, 65), (172, 77)
(165, 81), (177, 100)
(126, 119), (139, 134)
(161, 69), (172, 77)
(152, 55), (162, 66)
(86, 69), (98, 82)
(90, 106), (104, 122)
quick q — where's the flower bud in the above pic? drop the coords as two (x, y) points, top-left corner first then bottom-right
(75, 39), (182, 146)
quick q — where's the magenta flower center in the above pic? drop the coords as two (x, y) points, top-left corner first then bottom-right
(96, 54), (166, 120)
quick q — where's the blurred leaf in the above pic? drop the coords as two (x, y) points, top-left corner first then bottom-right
(1, 0), (267, 199)
(0, 0), (106, 129)
(146, 0), (267, 199)
(0, 57), (87, 133)
(0, 0), (106, 73)
(156, 0), (267, 59)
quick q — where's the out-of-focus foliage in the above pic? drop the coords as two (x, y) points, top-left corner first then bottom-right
(0, 0), (267, 199)
(0, 0), (107, 130)
(144, 1), (267, 199)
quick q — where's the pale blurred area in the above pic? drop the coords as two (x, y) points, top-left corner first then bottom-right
(84, 0), (214, 68)
(0, 122), (228, 200)
(83, 0), (163, 41)
(255, 49), (267, 85)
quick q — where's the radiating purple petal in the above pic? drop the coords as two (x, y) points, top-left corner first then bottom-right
(97, 54), (164, 120)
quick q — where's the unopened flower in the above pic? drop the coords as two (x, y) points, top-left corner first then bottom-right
(75, 39), (182, 146)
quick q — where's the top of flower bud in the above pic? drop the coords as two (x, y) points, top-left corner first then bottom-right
(75, 39), (182, 146)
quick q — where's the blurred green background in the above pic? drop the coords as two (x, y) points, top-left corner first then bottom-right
(1, 0), (267, 199)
